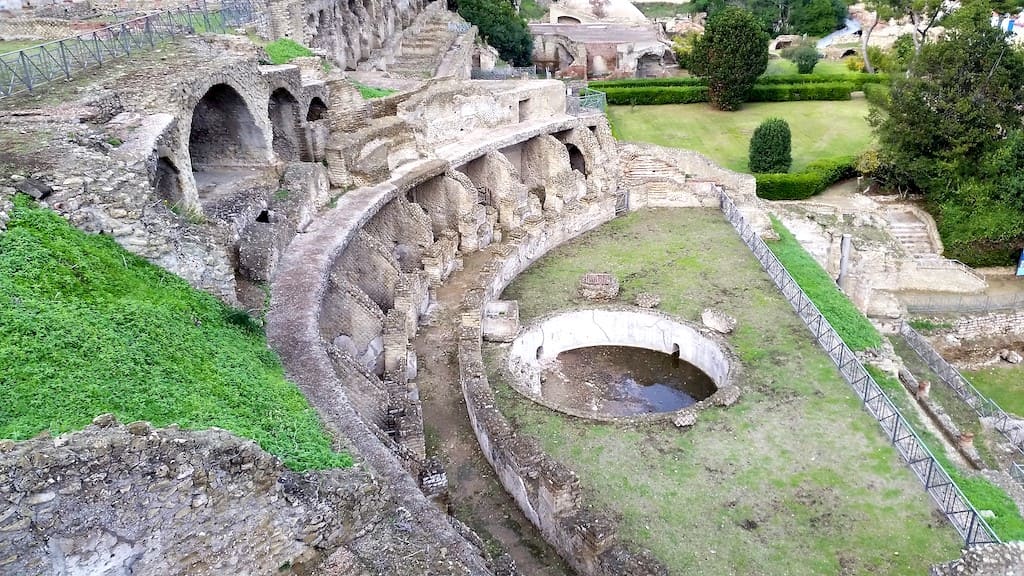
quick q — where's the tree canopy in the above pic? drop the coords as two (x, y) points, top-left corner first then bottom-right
(691, 7), (770, 110)
(455, 0), (533, 66)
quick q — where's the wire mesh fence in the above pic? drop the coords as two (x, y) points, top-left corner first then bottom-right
(566, 88), (606, 116)
(0, 0), (258, 98)
(901, 291), (1024, 315)
(900, 322), (1024, 467)
(718, 189), (999, 546)
(469, 65), (537, 80)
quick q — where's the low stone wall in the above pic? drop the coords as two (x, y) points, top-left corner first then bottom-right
(0, 17), (77, 40)
(944, 310), (1024, 340)
(0, 418), (466, 575)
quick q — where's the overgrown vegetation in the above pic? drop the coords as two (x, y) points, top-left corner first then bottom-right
(749, 117), (792, 173)
(265, 38), (314, 65)
(767, 216), (882, 350)
(0, 196), (351, 471)
(352, 80), (397, 99)
(867, 366), (1024, 540)
(453, 0), (532, 66)
(496, 208), (960, 574)
(518, 0), (546, 20)
(693, 0), (846, 36)
(866, 1), (1024, 266)
(691, 7), (769, 110)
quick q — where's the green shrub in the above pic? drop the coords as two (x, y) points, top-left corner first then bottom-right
(602, 85), (709, 105)
(792, 45), (821, 74)
(767, 217), (882, 350)
(753, 73), (888, 90)
(0, 196), (352, 471)
(265, 38), (314, 65)
(748, 82), (852, 102)
(756, 156), (857, 199)
(749, 117), (792, 173)
(589, 76), (706, 89)
(863, 83), (890, 108)
(456, 0), (532, 66)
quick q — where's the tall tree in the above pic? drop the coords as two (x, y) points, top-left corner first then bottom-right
(691, 7), (770, 111)
(872, 0), (1024, 193)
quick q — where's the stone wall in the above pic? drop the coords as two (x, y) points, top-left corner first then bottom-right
(0, 418), (486, 575)
(943, 310), (1024, 340)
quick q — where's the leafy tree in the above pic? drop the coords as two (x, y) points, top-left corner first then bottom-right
(672, 31), (701, 70)
(871, 1), (1024, 193)
(749, 117), (793, 172)
(790, 0), (841, 35)
(691, 7), (770, 110)
(455, 0), (533, 66)
(792, 44), (820, 73)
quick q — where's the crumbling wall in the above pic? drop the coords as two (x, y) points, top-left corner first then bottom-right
(0, 418), (478, 576)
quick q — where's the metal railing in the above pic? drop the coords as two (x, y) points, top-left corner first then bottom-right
(900, 322), (1024, 469)
(901, 290), (1024, 314)
(0, 0), (258, 98)
(470, 65), (537, 80)
(719, 189), (999, 546)
(914, 255), (987, 284)
(566, 88), (606, 116)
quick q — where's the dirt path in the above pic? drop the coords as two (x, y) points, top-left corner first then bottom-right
(413, 250), (573, 575)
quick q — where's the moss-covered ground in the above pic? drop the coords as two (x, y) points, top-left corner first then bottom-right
(0, 196), (350, 471)
(492, 208), (960, 574)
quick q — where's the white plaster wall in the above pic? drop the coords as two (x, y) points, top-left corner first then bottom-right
(509, 308), (731, 386)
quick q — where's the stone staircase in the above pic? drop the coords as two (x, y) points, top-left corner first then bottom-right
(621, 154), (688, 199)
(389, 10), (464, 79)
(887, 210), (937, 256)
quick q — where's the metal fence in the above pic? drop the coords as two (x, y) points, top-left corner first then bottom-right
(0, 0), (258, 98)
(566, 88), (606, 116)
(901, 290), (1024, 315)
(718, 189), (999, 546)
(470, 65), (537, 80)
(900, 322), (1024, 477)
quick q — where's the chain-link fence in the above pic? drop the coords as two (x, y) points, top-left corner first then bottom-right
(0, 0), (258, 98)
(719, 189), (999, 546)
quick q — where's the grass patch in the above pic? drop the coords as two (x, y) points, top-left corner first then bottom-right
(765, 58), (850, 75)
(0, 196), (351, 471)
(767, 217), (882, 350)
(867, 366), (1024, 540)
(964, 366), (1024, 419)
(265, 38), (314, 65)
(519, 0), (547, 20)
(496, 208), (960, 574)
(353, 80), (397, 99)
(606, 99), (872, 173)
(908, 318), (954, 333)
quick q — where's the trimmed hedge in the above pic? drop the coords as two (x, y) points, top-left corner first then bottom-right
(748, 82), (852, 102)
(603, 85), (709, 105)
(605, 82), (853, 105)
(590, 72), (890, 91)
(755, 156), (857, 200)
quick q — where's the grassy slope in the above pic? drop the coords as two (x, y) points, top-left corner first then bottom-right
(765, 59), (850, 76)
(607, 99), (872, 173)
(0, 197), (350, 471)
(767, 217), (882, 351)
(497, 208), (959, 575)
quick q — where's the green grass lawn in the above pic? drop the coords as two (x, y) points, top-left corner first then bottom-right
(493, 208), (960, 575)
(0, 196), (351, 471)
(964, 366), (1024, 418)
(607, 99), (872, 173)
(765, 58), (851, 76)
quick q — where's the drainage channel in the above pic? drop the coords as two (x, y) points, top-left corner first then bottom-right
(412, 250), (573, 575)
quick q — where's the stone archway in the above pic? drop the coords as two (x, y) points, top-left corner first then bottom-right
(307, 96), (328, 121)
(565, 142), (587, 175)
(188, 83), (267, 195)
(269, 87), (305, 162)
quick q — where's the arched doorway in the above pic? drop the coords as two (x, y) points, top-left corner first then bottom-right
(269, 88), (304, 162)
(188, 83), (266, 193)
(306, 96), (328, 121)
(565, 143), (587, 175)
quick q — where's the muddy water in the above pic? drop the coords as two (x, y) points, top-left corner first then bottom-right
(412, 250), (573, 575)
(543, 346), (716, 416)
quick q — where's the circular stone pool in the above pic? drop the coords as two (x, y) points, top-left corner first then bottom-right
(507, 309), (738, 422)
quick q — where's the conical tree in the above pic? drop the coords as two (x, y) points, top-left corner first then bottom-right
(749, 117), (792, 173)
